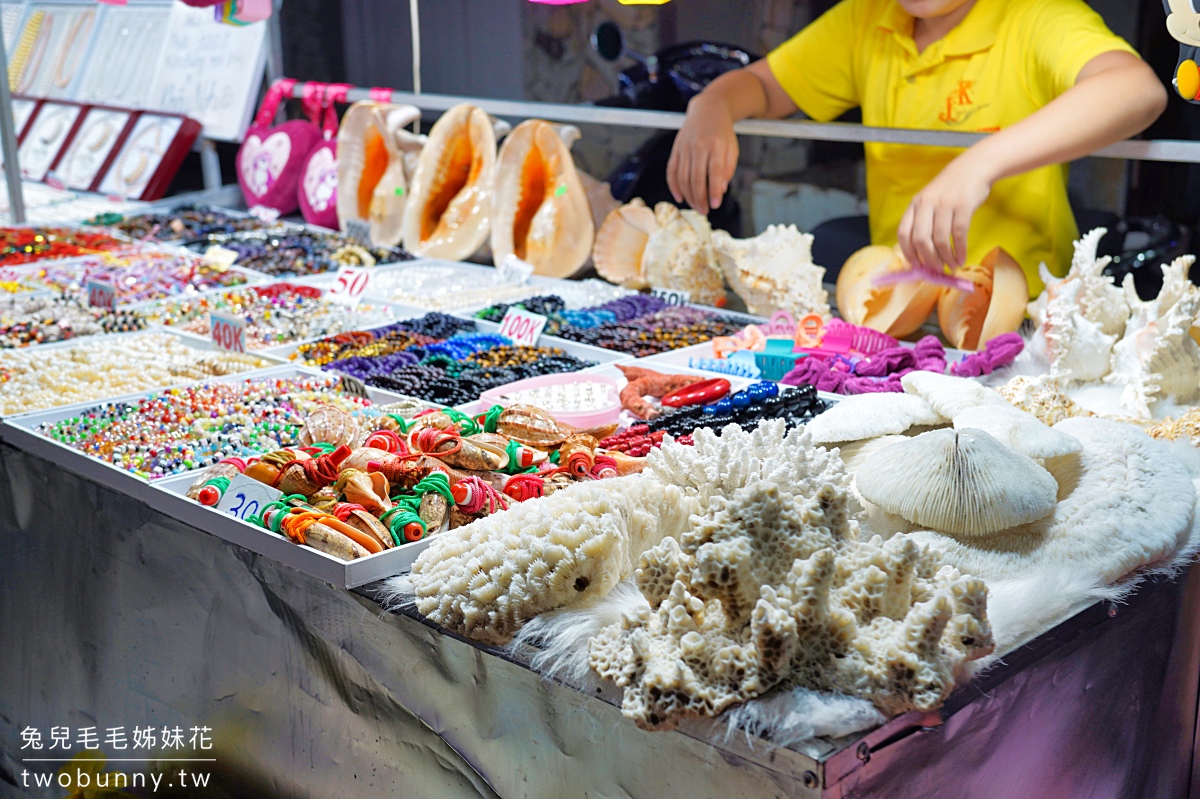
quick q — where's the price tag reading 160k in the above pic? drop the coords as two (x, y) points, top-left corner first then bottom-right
(210, 311), (247, 353)
(215, 474), (283, 523)
(498, 307), (548, 347)
(326, 265), (371, 308)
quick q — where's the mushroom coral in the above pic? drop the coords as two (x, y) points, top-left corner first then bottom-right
(588, 479), (994, 730)
(804, 393), (944, 445)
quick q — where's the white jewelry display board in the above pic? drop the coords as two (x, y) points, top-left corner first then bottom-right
(74, 3), (170, 110)
(97, 112), (180, 198)
(2, 2), (23, 51)
(9, 3), (95, 98)
(17, 100), (78, 180)
(55, 106), (130, 190)
(145, 2), (267, 141)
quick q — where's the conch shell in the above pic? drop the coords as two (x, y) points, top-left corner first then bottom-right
(641, 203), (726, 307)
(711, 224), (829, 319)
(593, 198), (657, 286)
(401, 103), (497, 260)
(937, 247), (1028, 351)
(837, 245), (941, 338)
(491, 120), (595, 278)
(496, 403), (571, 448)
(336, 101), (423, 246)
(335, 469), (392, 515)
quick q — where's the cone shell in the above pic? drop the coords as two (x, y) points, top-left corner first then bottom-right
(837, 245), (941, 338)
(491, 120), (595, 278)
(593, 198), (657, 286)
(419, 492), (449, 533)
(344, 509), (394, 550)
(336, 101), (422, 247)
(938, 247), (1029, 351)
(402, 103), (497, 260)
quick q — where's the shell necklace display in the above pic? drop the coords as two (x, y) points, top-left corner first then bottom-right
(51, 9), (95, 89)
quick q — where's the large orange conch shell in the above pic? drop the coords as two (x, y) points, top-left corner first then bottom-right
(491, 120), (595, 278)
(336, 101), (423, 246)
(401, 103), (497, 260)
(937, 247), (1029, 351)
(837, 245), (942, 338)
(593, 198), (657, 286)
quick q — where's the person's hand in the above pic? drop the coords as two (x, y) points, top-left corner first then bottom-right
(667, 93), (739, 215)
(897, 155), (995, 271)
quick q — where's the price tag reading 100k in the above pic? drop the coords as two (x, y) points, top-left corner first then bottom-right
(210, 311), (247, 353)
(326, 265), (371, 308)
(498, 307), (548, 347)
(216, 474), (283, 523)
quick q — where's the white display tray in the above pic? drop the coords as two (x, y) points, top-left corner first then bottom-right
(0, 364), (432, 587)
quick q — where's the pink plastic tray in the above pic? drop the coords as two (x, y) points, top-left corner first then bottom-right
(478, 373), (622, 429)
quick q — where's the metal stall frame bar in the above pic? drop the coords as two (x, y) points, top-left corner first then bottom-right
(290, 84), (1200, 164)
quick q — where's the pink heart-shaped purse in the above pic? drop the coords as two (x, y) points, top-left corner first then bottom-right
(237, 78), (321, 214)
(298, 83), (351, 229)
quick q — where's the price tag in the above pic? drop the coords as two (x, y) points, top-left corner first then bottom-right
(203, 245), (240, 269)
(86, 280), (116, 310)
(210, 311), (246, 353)
(498, 253), (534, 285)
(326, 265), (372, 308)
(344, 219), (372, 245)
(498, 307), (548, 347)
(651, 286), (691, 307)
(44, 170), (65, 190)
(247, 205), (281, 224)
(216, 474), (282, 523)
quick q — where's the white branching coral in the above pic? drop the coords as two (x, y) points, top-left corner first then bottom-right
(711, 224), (830, 320)
(588, 479), (993, 730)
(407, 477), (697, 645)
(999, 375), (1091, 426)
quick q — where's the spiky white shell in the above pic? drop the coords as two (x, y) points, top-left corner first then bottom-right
(711, 224), (830, 319)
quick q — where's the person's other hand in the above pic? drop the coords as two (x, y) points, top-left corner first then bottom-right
(667, 94), (739, 215)
(897, 156), (994, 271)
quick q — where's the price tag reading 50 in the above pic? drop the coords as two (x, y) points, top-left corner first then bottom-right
(498, 308), (548, 347)
(86, 281), (116, 310)
(210, 312), (247, 353)
(327, 266), (371, 308)
(650, 286), (691, 307)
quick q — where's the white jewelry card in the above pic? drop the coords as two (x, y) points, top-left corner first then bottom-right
(98, 113), (183, 200)
(18, 101), (81, 180)
(56, 107), (132, 190)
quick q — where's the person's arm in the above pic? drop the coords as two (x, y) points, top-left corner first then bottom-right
(666, 61), (799, 214)
(898, 51), (1168, 272)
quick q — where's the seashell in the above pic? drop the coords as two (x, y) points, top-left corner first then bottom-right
(419, 492), (449, 533)
(344, 509), (394, 550)
(559, 433), (598, 477)
(335, 468), (392, 515)
(937, 247), (1028, 351)
(577, 170), (621, 247)
(837, 246), (941, 338)
(711, 224), (830, 319)
(401, 103), (497, 260)
(300, 405), (359, 448)
(304, 522), (372, 560)
(856, 428), (1059, 537)
(496, 403), (571, 448)
(448, 436), (508, 472)
(244, 448), (308, 486)
(336, 101), (422, 247)
(491, 120), (595, 278)
(1106, 277), (1200, 419)
(405, 411), (458, 436)
(1042, 279), (1117, 383)
(640, 203), (727, 307)
(593, 198), (657, 286)
(341, 447), (395, 473)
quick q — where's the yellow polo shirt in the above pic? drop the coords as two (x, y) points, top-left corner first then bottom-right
(766, 0), (1137, 294)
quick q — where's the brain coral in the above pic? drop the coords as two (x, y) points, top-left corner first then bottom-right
(588, 478), (993, 730)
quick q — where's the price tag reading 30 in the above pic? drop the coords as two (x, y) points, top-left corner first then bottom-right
(326, 266), (371, 308)
(216, 474), (282, 523)
(210, 312), (247, 353)
(86, 280), (116, 310)
(650, 286), (691, 307)
(498, 308), (548, 347)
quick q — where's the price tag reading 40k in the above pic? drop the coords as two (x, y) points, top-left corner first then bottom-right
(210, 311), (247, 353)
(327, 265), (371, 308)
(86, 280), (116, 310)
(498, 307), (548, 347)
(216, 474), (283, 523)
(650, 286), (691, 307)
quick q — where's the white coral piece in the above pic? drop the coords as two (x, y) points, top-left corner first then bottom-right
(909, 418), (1195, 583)
(407, 477), (698, 645)
(640, 203), (726, 307)
(999, 375), (1091, 426)
(588, 479), (994, 730)
(711, 224), (830, 320)
(804, 392), (944, 445)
